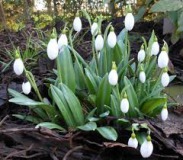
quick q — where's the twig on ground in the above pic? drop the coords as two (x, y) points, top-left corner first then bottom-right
(63, 146), (83, 160)
(0, 115), (9, 127)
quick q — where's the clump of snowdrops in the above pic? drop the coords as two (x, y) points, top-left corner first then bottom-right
(9, 7), (174, 158)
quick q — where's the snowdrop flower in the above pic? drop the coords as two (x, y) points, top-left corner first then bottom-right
(161, 105), (168, 121)
(107, 26), (117, 48)
(151, 36), (159, 56)
(22, 81), (31, 95)
(108, 61), (118, 86)
(140, 135), (153, 158)
(161, 70), (169, 87)
(95, 32), (104, 51)
(124, 5), (134, 31)
(47, 29), (58, 60)
(158, 47), (169, 68)
(120, 92), (129, 113)
(91, 20), (98, 35)
(58, 30), (68, 51)
(13, 58), (24, 75)
(139, 71), (146, 83)
(137, 45), (145, 62)
(128, 132), (138, 149)
(73, 13), (82, 32)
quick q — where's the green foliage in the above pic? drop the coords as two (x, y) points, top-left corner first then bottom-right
(8, 11), (172, 141)
(150, 0), (183, 44)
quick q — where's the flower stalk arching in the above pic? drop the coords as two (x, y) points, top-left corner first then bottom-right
(25, 70), (43, 102)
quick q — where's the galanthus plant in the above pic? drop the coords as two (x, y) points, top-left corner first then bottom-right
(9, 8), (175, 158)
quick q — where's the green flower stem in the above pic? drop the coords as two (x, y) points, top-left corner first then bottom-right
(25, 70), (43, 102)
(56, 56), (62, 84)
(92, 34), (99, 75)
(152, 69), (164, 92)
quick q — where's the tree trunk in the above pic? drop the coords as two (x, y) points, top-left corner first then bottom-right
(0, 0), (7, 30)
(24, 0), (31, 22)
(46, 0), (52, 15)
(53, 0), (58, 17)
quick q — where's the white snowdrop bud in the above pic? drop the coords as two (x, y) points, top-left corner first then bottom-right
(139, 71), (146, 83)
(73, 14), (82, 32)
(161, 106), (168, 121)
(47, 38), (59, 60)
(22, 81), (31, 95)
(161, 71), (169, 87)
(125, 13), (135, 31)
(140, 136), (153, 158)
(120, 92), (129, 113)
(151, 37), (159, 56)
(107, 27), (117, 48)
(95, 33), (104, 51)
(91, 22), (98, 35)
(128, 133), (138, 149)
(138, 47), (145, 62)
(158, 48), (169, 68)
(58, 31), (68, 50)
(108, 61), (118, 86)
(13, 58), (24, 75)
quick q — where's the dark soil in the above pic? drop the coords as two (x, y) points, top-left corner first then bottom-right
(0, 19), (183, 159)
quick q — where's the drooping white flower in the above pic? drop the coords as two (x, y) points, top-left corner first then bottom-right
(22, 81), (31, 95)
(137, 48), (145, 62)
(107, 27), (117, 48)
(91, 22), (98, 35)
(139, 71), (146, 83)
(47, 38), (59, 60)
(161, 72), (169, 87)
(140, 136), (153, 158)
(161, 107), (168, 121)
(151, 41), (159, 56)
(73, 16), (82, 32)
(13, 58), (24, 75)
(158, 50), (169, 68)
(58, 33), (68, 50)
(128, 133), (138, 149)
(120, 92), (129, 113)
(125, 13), (135, 31)
(108, 61), (118, 86)
(95, 34), (104, 51)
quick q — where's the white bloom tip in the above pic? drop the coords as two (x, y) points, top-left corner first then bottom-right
(47, 38), (59, 60)
(161, 107), (168, 121)
(22, 81), (31, 95)
(140, 140), (153, 158)
(95, 34), (104, 51)
(13, 58), (24, 75)
(73, 17), (82, 32)
(108, 69), (118, 86)
(107, 31), (117, 48)
(120, 98), (129, 113)
(125, 13), (135, 31)
(128, 137), (138, 149)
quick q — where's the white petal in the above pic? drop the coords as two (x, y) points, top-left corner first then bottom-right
(137, 49), (145, 62)
(58, 34), (68, 50)
(161, 108), (168, 121)
(95, 35), (104, 51)
(158, 51), (169, 68)
(151, 42), (159, 56)
(128, 137), (138, 149)
(139, 71), (146, 83)
(22, 81), (31, 95)
(161, 72), (170, 87)
(13, 58), (24, 75)
(47, 38), (59, 60)
(91, 22), (98, 35)
(140, 141), (153, 158)
(125, 13), (135, 31)
(108, 69), (118, 86)
(120, 98), (129, 113)
(73, 17), (82, 32)
(107, 31), (117, 48)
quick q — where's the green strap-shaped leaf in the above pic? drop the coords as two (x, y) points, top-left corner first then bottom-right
(96, 74), (111, 114)
(78, 122), (97, 131)
(51, 85), (76, 127)
(124, 76), (139, 117)
(97, 126), (118, 141)
(57, 46), (76, 92)
(110, 95), (121, 118)
(140, 97), (166, 114)
(60, 84), (85, 126)
(35, 122), (66, 131)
